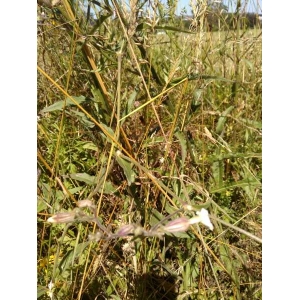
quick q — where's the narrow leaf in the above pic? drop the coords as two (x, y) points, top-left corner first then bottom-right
(175, 131), (187, 169)
(70, 109), (95, 128)
(115, 153), (136, 186)
(126, 89), (138, 115)
(211, 179), (261, 194)
(37, 285), (48, 298)
(59, 241), (90, 272)
(40, 96), (87, 113)
(216, 105), (235, 134)
(82, 142), (98, 151)
(70, 173), (96, 185)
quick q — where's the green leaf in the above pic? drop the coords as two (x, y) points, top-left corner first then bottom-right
(191, 88), (202, 112)
(37, 196), (48, 213)
(154, 25), (195, 34)
(99, 123), (115, 144)
(166, 231), (193, 239)
(239, 118), (262, 129)
(164, 202), (179, 216)
(68, 186), (83, 194)
(216, 105), (235, 134)
(40, 96), (87, 113)
(219, 243), (240, 285)
(103, 181), (117, 194)
(115, 154), (136, 186)
(91, 87), (109, 112)
(125, 89), (138, 116)
(82, 142), (98, 151)
(210, 178), (261, 194)
(58, 241), (90, 273)
(208, 152), (262, 162)
(88, 13), (112, 36)
(136, 22), (151, 32)
(212, 160), (224, 189)
(148, 208), (164, 227)
(69, 173), (96, 185)
(37, 285), (48, 298)
(188, 74), (233, 82)
(175, 131), (187, 169)
(168, 74), (232, 87)
(70, 109), (95, 128)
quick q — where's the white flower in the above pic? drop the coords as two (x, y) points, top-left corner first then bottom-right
(188, 208), (214, 231)
(47, 280), (54, 299)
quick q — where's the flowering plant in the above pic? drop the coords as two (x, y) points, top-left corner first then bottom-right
(47, 200), (214, 240)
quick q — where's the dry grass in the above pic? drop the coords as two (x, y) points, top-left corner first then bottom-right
(37, 1), (261, 299)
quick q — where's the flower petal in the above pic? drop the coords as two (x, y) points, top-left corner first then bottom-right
(197, 208), (214, 230)
(188, 209), (214, 230)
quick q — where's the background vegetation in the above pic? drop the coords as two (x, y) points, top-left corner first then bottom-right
(37, 0), (262, 299)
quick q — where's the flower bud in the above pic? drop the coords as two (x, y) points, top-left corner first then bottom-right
(47, 212), (76, 224)
(116, 224), (136, 237)
(163, 217), (190, 233)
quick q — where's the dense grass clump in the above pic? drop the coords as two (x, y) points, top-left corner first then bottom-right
(38, 1), (261, 299)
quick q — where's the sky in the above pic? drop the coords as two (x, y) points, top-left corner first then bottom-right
(176, 0), (262, 15)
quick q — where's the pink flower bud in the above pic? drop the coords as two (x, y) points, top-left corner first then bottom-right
(116, 224), (136, 236)
(47, 212), (76, 224)
(163, 217), (190, 233)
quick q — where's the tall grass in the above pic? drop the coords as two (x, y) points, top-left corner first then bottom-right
(37, 0), (261, 299)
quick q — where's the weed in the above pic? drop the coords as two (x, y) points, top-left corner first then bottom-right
(38, 1), (262, 299)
